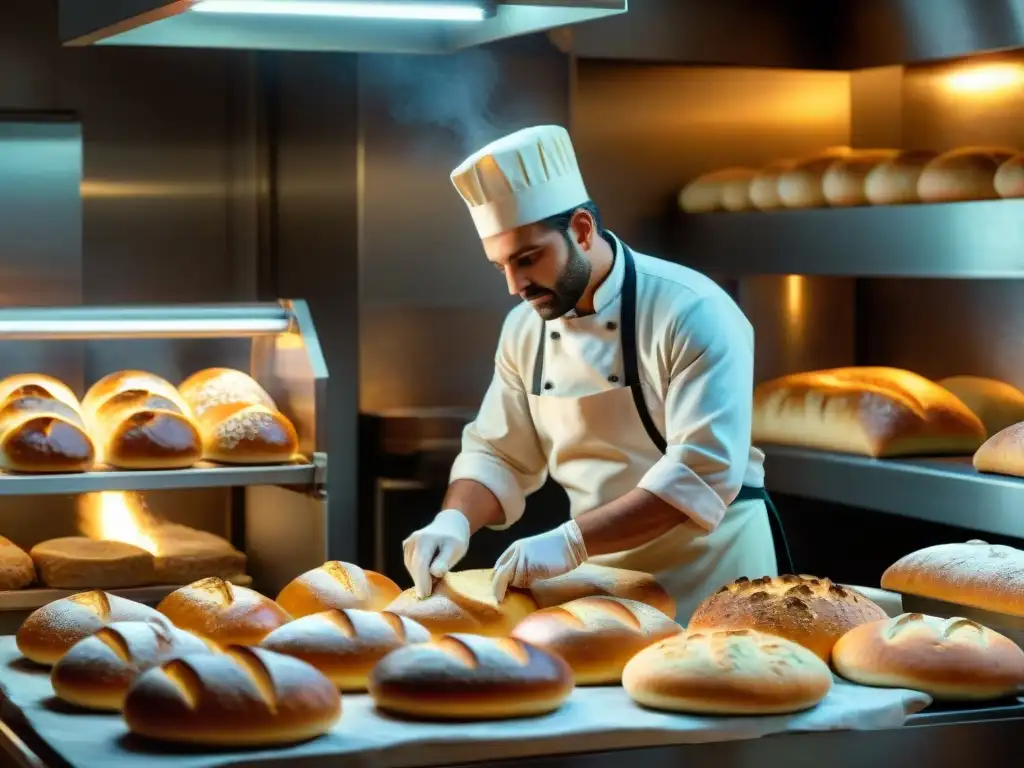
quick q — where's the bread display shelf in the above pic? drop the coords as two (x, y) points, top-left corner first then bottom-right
(0, 585), (177, 612)
(674, 199), (1024, 277)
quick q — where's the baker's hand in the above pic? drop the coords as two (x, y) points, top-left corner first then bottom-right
(492, 520), (588, 602)
(403, 509), (471, 599)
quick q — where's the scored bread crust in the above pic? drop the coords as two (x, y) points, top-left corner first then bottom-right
(275, 561), (401, 618)
(30, 537), (156, 590)
(89, 389), (201, 470)
(156, 577), (291, 645)
(529, 563), (676, 619)
(0, 396), (95, 473)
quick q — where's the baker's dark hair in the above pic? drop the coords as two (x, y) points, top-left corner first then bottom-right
(539, 200), (604, 238)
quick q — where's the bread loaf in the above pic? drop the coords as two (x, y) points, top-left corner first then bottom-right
(0, 373), (81, 412)
(529, 563), (675, 619)
(678, 167), (757, 213)
(777, 147), (851, 209)
(0, 395), (95, 473)
(880, 540), (1024, 617)
(688, 574), (887, 661)
(510, 596), (681, 684)
(0, 536), (35, 590)
(917, 146), (1017, 203)
(821, 150), (898, 207)
(123, 646), (341, 746)
(995, 153), (1024, 198)
(16, 591), (163, 665)
(937, 375), (1024, 438)
(832, 613), (1024, 701)
(753, 366), (986, 457)
(260, 608), (430, 691)
(748, 159), (796, 211)
(31, 537), (155, 589)
(157, 577), (291, 645)
(863, 149), (939, 205)
(974, 422), (1024, 477)
(51, 619), (215, 711)
(276, 561), (401, 618)
(368, 633), (573, 720)
(148, 524), (247, 585)
(622, 628), (832, 714)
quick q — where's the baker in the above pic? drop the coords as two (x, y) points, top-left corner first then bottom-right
(403, 125), (791, 622)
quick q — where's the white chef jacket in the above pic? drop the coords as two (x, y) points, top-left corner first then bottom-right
(449, 233), (765, 532)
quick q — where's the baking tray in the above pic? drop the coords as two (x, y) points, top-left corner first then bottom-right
(897, 593), (1024, 648)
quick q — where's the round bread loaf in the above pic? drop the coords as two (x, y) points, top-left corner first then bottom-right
(748, 159), (796, 210)
(123, 646), (341, 746)
(975, 423), (1024, 478)
(369, 633), (574, 720)
(89, 390), (201, 470)
(51, 619), (216, 711)
(0, 536), (35, 590)
(863, 149), (939, 205)
(777, 147), (852, 209)
(276, 561), (401, 618)
(0, 396), (95, 473)
(832, 613), (1024, 701)
(678, 167), (757, 213)
(917, 146), (1017, 203)
(31, 537), (155, 589)
(195, 402), (299, 464)
(148, 523), (247, 585)
(529, 563), (675, 619)
(510, 596), (682, 684)
(16, 591), (163, 665)
(821, 150), (898, 207)
(937, 375), (1024, 438)
(0, 373), (82, 412)
(260, 608), (430, 691)
(995, 153), (1024, 198)
(157, 577), (291, 645)
(623, 628), (832, 714)
(386, 569), (537, 637)
(688, 574), (888, 661)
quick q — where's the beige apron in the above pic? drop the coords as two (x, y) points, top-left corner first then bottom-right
(526, 242), (782, 624)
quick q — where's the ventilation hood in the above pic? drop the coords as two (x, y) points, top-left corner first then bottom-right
(59, 0), (627, 54)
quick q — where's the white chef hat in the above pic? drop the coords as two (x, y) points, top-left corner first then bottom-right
(451, 125), (589, 239)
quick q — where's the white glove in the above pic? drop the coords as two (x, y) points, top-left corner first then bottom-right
(403, 509), (471, 599)
(492, 520), (588, 602)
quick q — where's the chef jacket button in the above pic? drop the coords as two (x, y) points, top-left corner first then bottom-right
(608, 375), (619, 383)
(544, 381), (554, 390)
(550, 331), (560, 340)
(606, 321), (618, 331)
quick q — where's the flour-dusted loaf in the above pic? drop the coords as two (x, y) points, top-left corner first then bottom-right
(821, 149), (898, 207)
(30, 537), (156, 589)
(529, 563), (676, 619)
(0, 536), (35, 590)
(157, 577), (291, 645)
(368, 633), (574, 720)
(995, 153), (1024, 198)
(275, 561), (400, 618)
(833, 613), (1024, 701)
(0, 395), (95, 473)
(261, 608), (430, 691)
(51, 619), (216, 711)
(16, 591), (163, 665)
(863, 149), (939, 205)
(623, 628), (832, 714)
(688, 574), (888, 661)
(148, 524), (247, 585)
(510, 596), (682, 684)
(917, 146), (1018, 203)
(974, 422), (1024, 478)
(880, 540), (1024, 617)
(386, 569), (537, 637)
(777, 147), (852, 209)
(678, 167), (757, 213)
(123, 646), (341, 746)
(748, 159), (796, 210)
(753, 366), (986, 457)
(937, 375), (1024, 438)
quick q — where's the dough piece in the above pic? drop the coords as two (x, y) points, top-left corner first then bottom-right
(995, 153), (1024, 198)
(938, 375), (1024, 438)
(30, 537), (155, 589)
(777, 147), (852, 208)
(679, 167), (757, 213)
(276, 561), (401, 618)
(917, 146), (1017, 203)
(748, 159), (796, 211)
(0, 536), (35, 590)
(863, 149), (939, 205)
(821, 149), (898, 206)
(529, 563), (676, 619)
(157, 577), (291, 645)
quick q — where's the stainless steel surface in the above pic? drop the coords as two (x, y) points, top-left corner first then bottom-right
(0, 585), (179, 612)
(245, 484), (328, 595)
(900, 593), (1024, 650)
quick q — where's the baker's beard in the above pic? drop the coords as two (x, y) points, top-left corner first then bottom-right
(524, 245), (592, 320)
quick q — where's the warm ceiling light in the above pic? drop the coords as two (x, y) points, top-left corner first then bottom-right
(192, 0), (487, 21)
(943, 63), (1024, 94)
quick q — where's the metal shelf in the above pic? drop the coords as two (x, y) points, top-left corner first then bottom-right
(674, 199), (1024, 278)
(0, 585), (180, 612)
(763, 445), (1024, 538)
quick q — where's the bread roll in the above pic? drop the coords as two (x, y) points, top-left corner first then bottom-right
(82, 370), (186, 415)
(623, 628), (832, 714)
(833, 613), (1024, 701)
(688, 574), (888, 661)
(821, 150), (898, 207)
(31, 537), (155, 589)
(148, 524), (247, 585)
(89, 390), (202, 470)
(748, 159), (796, 211)
(51, 619), (215, 711)
(16, 591), (163, 665)
(678, 167), (757, 213)
(368, 633), (573, 720)
(260, 609), (430, 691)
(157, 577), (291, 645)
(386, 569), (537, 637)
(995, 153), (1024, 198)
(123, 646), (341, 746)
(510, 596), (682, 684)
(178, 367), (277, 417)
(276, 561), (401, 618)
(753, 366), (986, 457)
(529, 563), (675, 619)
(864, 149), (939, 205)
(0, 536), (35, 590)
(777, 147), (852, 209)
(0, 396), (95, 473)
(937, 375), (1024, 438)
(917, 146), (1018, 203)
(880, 540), (1024, 617)
(0, 373), (81, 412)
(974, 421), (1024, 476)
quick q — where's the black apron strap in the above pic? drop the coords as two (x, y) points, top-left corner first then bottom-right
(531, 323), (546, 397)
(736, 485), (796, 575)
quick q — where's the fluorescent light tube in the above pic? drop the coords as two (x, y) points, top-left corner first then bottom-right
(192, 1), (487, 21)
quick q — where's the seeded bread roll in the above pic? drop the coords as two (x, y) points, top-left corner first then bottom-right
(276, 561), (400, 618)
(51, 619), (216, 711)
(30, 537), (155, 589)
(529, 563), (676, 619)
(688, 574), (888, 661)
(917, 146), (1018, 203)
(623, 628), (832, 714)
(678, 167), (757, 213)
(261, 609), (430, 691)
(157, 577), (291, 645)
(974, 422), (1024, 478)
(124, 646), (341, 746)
(995, 153), (1024, 198)
(864, 149), (939, 205)
(833, 613), (1024, 701)
(16, 591), (163, 666)
(0, 536), (35, 590)
(510, 597), (682, 684)
(0, 396), (95, 473)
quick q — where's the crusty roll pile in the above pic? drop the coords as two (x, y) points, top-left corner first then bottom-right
(0, 536), (35, 590)
(261, 608), (430, 691)
(157, 577), (291, 645)
(368, 633), (574, 720)
(124, 646), (341, 746)
(937, 375), (1024, 438)
(529, 563), (676, 619)
(178, 368), (299, 465)
(753, 366), (986, 457)
(30, 537), (156, 589)
(917, 146), (1017, 203)
(276, 561), (401, 618)
(623, 628), (832, 715)
(511, 596), (681, 684)
(0, 374), (95, 473)
(973, 422), (1024, 477)
(688, 574), (888, 661)
(833, 613), (1024, 701)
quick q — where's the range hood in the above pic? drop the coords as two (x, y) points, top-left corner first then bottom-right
(59, 0), (627, 54)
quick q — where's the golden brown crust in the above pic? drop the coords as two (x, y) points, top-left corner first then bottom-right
(974, 422), (1024, 477)
(678, 167), (757, 213)
(938, 375), (1024, 439)
(821, 150), (898, 207)
(260, 609), (430, 691)
(156, 577), (291, 645)
(510, 597), (682, 684)
(863, 149), (939, 205)
(529, 563), (676, 619)
(0, 536), (35, 590)
(832, 613), (1024, 700)
(178, 367), (276, 417)
(996, 153), (1024, 198)
(688, 574), (888, 661)
(368, 634), (574, 720)
(0, 374), (82, 413)
(91, 391), (201, 470)
(30, 537), (155, 589)
(777, 147), (852, 209)
(123, 646), (341, 746)
(276, 561), (400, 618)
(148, 525), (247, 585)
(917, 146), (1017, 202)
(0, 396), (95, 473)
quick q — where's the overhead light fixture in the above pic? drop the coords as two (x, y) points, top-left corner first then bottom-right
(191, 0), (487, 22)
